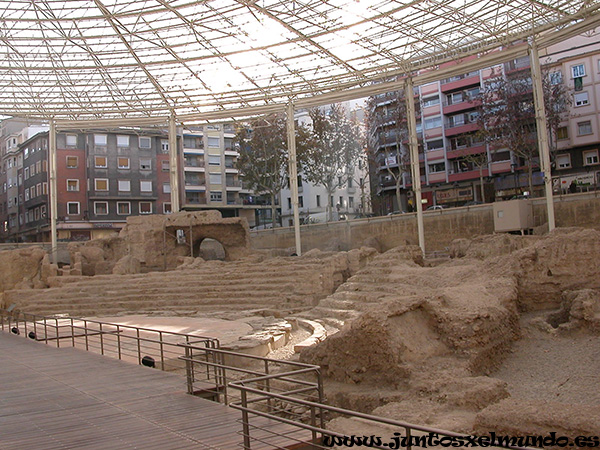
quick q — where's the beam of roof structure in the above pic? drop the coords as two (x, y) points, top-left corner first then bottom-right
(0, 0), (598, 122)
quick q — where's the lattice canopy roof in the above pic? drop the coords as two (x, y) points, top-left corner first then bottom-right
(1, 0), (600, 123)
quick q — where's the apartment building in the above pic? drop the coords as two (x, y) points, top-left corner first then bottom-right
(181, 124), (270, 227)
(370, 33), (600, 214)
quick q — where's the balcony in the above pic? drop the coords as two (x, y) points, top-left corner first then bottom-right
(443, 98), (481, 115)
(444, 122), (479, 137)
(490, 160), (512, 174)
(185, 197), (207, 205)
(446, 144), (486, 160)
(448, 168), (489, 182)
(428, 172), (446, 184)
(224, 147), (239, 156)
(441, 72), (480, 93)
(225, 180), (242, 190)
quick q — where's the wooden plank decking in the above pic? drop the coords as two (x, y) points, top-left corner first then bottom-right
(0, 334), (310, 450)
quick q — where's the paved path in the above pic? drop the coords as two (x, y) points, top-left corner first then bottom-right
(0, 334), (306, 449)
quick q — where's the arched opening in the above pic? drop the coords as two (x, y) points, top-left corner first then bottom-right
(194, 238), (226, 261)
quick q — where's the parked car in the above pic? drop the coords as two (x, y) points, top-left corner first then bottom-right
(426, 205), (446, 211)
(463, 200), (483, 206)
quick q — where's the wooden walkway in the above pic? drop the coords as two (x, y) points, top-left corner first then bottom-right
(0, 334), (310, 450)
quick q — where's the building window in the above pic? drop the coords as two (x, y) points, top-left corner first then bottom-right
(140, 180), (153, 192)
(574, 92), (589, 107)
(207, 137), (220, 148)
(66, 156), (78, 168)
(43, 182), (47, 195)
(427, 139), (444, 151)
(163, 183), (171, 194)
(424, 116), (442, 130)
(35, 161), (42, 173)
(66, 134), (77, 147)
(428, 162), (446, 173)
(209, 173), (222, 184)
(571, 64), (586, 78)
(556, 154), (571, 169)
(161, 160), (170, 172)
(161, 140), (169, 153)
(549, 71), (563, 85)
(139, 158), (152, 171)
(557, 126), (569, 140)
(422, 95), (440, 108)
(298, 196), (304, 208)
(210, 191), (222, 201)
(139, 202), (152, 214)
(25, 190), (29, 201)
(117, 135), (130, 147)
(118, 157), (130, 169)
(36, 183), (42, 197)
(577, 121), (593, 136)
(316, 195), (321, 207)
(94, 134), (107, 146)
(24, 167), (29, 180)
(208, 155), (221, 165)
(67, 179), (79, 191)
(117, 202), (131, 215)
(95, 156), (108, 168)
(94, 202), (108, 215)
(163, 203), (172, 214)
(287, 197), (292, 209)
(139, 137), (151, 149)
(349, 196), (354, 208)
(583, 150), (599, 166)
(40, 205), (46, 218)
(67, 202), (80, 215)
(95, 178), (109, 191)
(118, 180), (131, 192)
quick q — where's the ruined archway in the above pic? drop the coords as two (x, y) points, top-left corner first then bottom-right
(194, 238), (226, 261)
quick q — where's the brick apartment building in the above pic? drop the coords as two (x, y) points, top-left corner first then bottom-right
(0, 122), (270, 242)
(370, 33), (600, 214)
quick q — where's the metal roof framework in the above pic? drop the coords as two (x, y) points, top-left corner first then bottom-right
(1, 0), (599, 126)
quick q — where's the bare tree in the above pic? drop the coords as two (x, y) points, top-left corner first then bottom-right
(235, 114), (309, 227)
(476, 65), (570, 195)
(301, 104), (364, 221)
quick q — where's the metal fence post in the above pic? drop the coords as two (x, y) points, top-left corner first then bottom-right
(241, 389), (252, 450)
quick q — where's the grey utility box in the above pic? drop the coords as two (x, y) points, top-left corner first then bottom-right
(493, 199), (534, 233)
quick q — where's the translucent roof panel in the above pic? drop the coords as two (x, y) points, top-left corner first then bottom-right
(1, 0), (599, 121)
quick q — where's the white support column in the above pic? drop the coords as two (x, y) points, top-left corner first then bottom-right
(529, 38), (556, 231)
(286, 102), (302, 256)
(405, 78), (426, 255)
(168, 113), (180, 212)
(49, 119), (58, 263)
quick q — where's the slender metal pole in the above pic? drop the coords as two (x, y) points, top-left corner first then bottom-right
(168, 113), (180, 212)
(529, 38), (556, 231)
(286, 102), (302, 255)
(405, 78), (426, 255)
(49, 119), (58, 263)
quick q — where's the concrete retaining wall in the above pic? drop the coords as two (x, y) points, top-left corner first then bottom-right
(250, 193), (600, 253)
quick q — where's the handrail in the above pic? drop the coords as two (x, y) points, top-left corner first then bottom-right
(0, 309), (219, 372)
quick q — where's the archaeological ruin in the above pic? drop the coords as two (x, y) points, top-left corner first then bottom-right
(1, 207), (599, 446)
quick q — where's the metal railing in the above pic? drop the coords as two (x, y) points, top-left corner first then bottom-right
(2, 308), (539, 450)
(178, 341), (323, 409)
(0, 309), (219, 373)
(229, 374), (539, 450)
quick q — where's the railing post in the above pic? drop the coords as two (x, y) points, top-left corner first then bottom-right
(184, 345), (194, 395)
(23, 313), (27, 337)
(241, 389), (252, 450)
(84, 320), (89, 351)
(71, 318), (75, 347)
(55, 318), (60, 348)
(159, 331), (165, 370)
(99, 322), (104, 355)
(405, 427), (412, 450)
(44, 317), (48, 344)
(116, 325), (121, 359)
(310, 405), (317, 448)
(264, 360), (271, 413)
(33, 315), (37, 340)
(136, 328), (141, 364)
